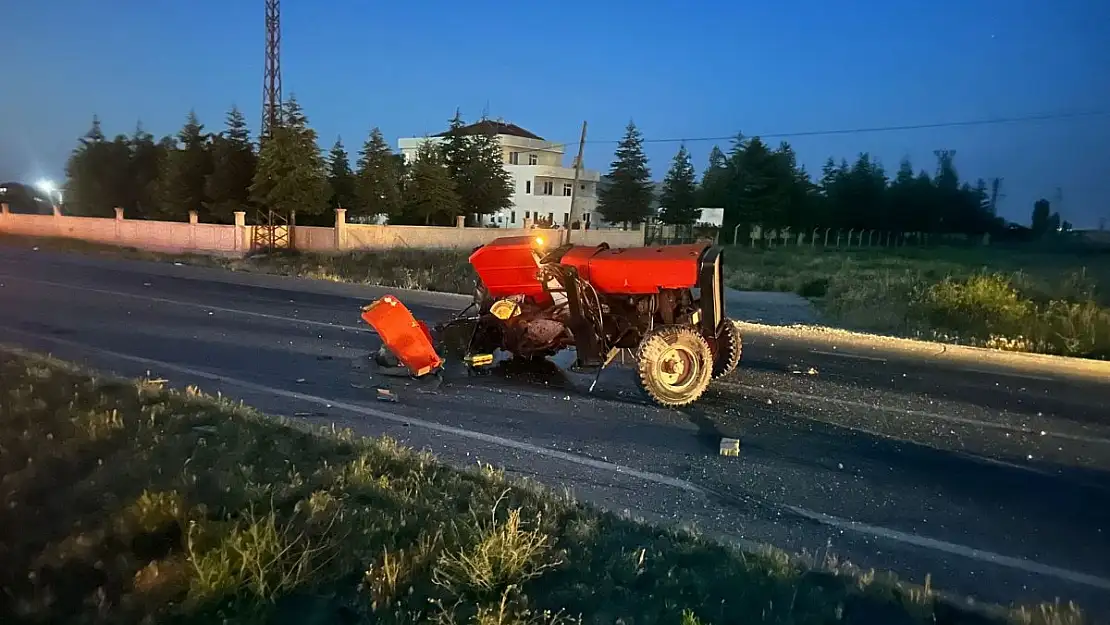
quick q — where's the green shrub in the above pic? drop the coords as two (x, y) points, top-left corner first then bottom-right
(910, 273), (1034, 339)
(907, 272), (1110, 359)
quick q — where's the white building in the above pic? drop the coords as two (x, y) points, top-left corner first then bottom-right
(398, 120), (601, 228)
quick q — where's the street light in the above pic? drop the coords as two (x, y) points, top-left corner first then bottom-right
(34, 179), (62, 207)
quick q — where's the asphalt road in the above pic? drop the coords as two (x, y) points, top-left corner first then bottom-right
(1, 246), (1109, 618)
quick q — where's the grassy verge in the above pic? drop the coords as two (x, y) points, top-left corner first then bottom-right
(723, 246), (1110, 360)
(0, 348), (1084, 625)
(4, 233), (1110, 359)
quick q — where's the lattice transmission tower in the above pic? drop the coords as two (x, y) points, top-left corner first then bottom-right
(261, 0), (282, 142)
(253, 0), (290, 252)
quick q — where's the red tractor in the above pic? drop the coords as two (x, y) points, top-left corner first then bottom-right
(361, 235), (742, 407)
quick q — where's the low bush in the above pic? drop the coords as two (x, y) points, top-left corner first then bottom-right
(723, 246), (1110, 359)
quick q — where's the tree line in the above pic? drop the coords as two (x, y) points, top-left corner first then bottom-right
(63, 100), (514, 226)
(62, 98), (1066, 236)
(598, 121), (1068, 239)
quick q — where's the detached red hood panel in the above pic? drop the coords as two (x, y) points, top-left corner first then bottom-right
(360, 295), (443, 377)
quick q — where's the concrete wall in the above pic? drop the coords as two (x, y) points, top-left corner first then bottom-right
(333, 209), (644, 251)
(0, 204), (647, 256)
(0, 205), (251, 256)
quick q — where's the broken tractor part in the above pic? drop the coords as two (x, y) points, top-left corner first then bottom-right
(360, 296), (444, 377)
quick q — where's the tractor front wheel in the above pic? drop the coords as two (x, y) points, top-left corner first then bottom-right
(635, 325), (714, 408)
(711, 319), (743, 379)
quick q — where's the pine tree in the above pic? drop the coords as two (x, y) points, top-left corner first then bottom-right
(1031, 199), (1052, 235)
(157, 110), (213, 220)
(597, 121), (653, 226)
(658, 145), (700, 225)
(128, 122), (164, 218)
(327, 137), (356, 210)
(403, 140), (460, 225)
(437, 111), (514, 222)
(204, 106), (257, 223)
(251, 97), (330, 218)
(354, 127), (402, 220)
(460, 125), (514, 218)
(440, 110), (470, 180)
(64, 116), (113, 216)
(283, 94), (309, 132)
(697, 145), (729, 208)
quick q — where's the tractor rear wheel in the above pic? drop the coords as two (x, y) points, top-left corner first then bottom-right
(711, 319), (743, 379)
(635, 325), (714, 408)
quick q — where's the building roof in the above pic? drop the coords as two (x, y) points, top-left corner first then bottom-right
(434, 120), (545, 141)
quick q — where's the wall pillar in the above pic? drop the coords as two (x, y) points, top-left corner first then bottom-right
(334, 208), (347, 251)
(456, 215), (465, 228)
(233, 211), (247, 254)
(114, 207), (124, 243)
(0, 203), (7, 232)
(188, 210), (199, 250)
(52, 205), (62, 217)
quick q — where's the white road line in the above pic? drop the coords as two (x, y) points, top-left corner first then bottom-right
(737, 384), (1110, 446)
(4, 328), (1110, 593)
(0, 328), (699, 495)
(811, 349), (889, 362)
(783, 505), (1110, 592)
(960, 366), (1056, 382)
(0, 275), (371, 334)
(812, 349), (1057, 382)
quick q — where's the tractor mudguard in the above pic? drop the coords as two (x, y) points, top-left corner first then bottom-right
(360, 295), (444, 377)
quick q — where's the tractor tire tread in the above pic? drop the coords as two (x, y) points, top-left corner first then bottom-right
(712, 319), (743, 379)
(635, 325), (714, 408)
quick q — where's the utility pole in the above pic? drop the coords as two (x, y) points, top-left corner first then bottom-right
(989, 177), (1003, 214)
(564, 121), (588, 245)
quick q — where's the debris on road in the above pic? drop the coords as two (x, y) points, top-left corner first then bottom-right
(376, 388), (398, 402)
(719, 437), (740, 457)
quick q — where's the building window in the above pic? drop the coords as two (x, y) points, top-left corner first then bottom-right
(525, 180), (532, 194)
(525, 211), (530, 219)
(548, 212), (554, 223)
(580, 184), (586, 190)
(563, 183), (572, 196)
(528, 153), (538, 165)
(511, 211), (516, 224)
(542, 181), (554, 195)
(509, 152), (519, 165)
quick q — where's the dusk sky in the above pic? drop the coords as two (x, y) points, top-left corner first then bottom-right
(3, 1), (1108, 227)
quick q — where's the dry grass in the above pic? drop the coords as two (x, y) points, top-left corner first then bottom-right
(723, 246), (1110, 359)
(0, 348), (1088, 624)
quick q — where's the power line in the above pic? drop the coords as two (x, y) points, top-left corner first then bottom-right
(542, 109), (1109, 150)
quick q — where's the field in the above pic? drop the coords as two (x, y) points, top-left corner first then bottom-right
(2, 233), (1109, 359)
(3, 348), (1086, 625)
(723, 245), (1110, 360)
